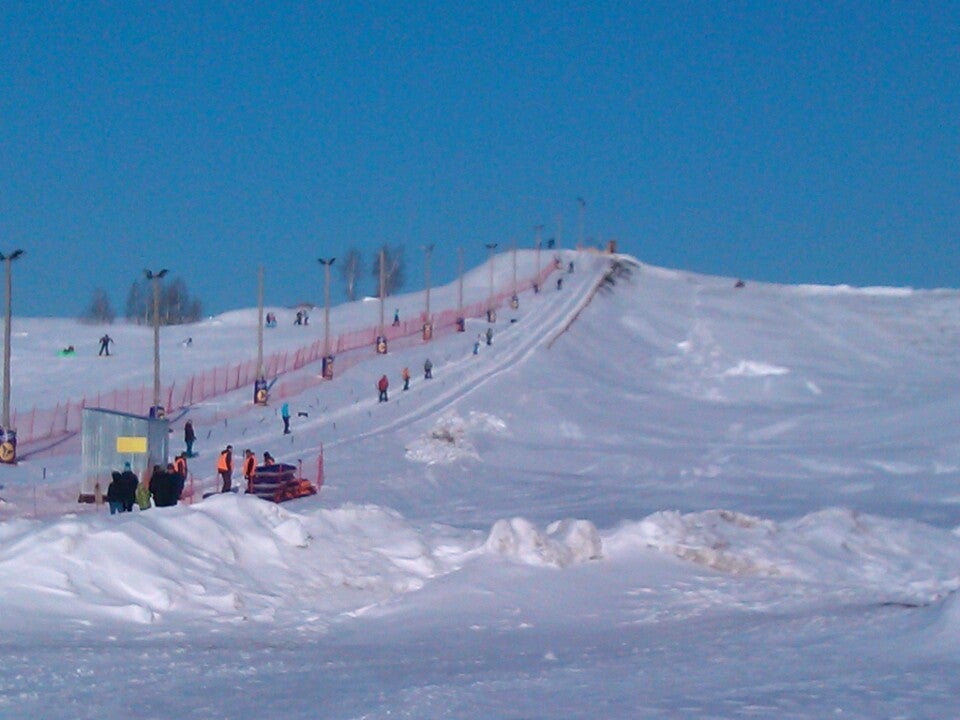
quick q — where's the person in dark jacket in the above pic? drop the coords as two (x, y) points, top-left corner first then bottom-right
(378, 374), (389, 402)
(107, 471), (124, 514)
(149, 464), (180, 507)
(119, 462), (139, 512)
(184, 420), (196, 457)
(424, 358), (433, 379)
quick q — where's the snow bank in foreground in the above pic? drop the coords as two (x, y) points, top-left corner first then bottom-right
(0, 496), (484, 628)
(605, 508), (960, 604)
(0, 495), (606, 630)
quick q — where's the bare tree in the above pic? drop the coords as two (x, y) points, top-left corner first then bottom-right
(82, 288), (115, 324)
(340, 247), (362, 301)
(125, 275), (203, 324)
(371, 244), (405, 297)
(125, 282), (145, 324)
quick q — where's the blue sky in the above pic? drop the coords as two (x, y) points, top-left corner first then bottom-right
(1, 1), (957, 317)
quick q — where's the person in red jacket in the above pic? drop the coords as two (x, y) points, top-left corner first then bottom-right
(377, 374), (389, 402)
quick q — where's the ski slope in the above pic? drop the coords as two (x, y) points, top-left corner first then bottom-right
(2, 251), (960, 719)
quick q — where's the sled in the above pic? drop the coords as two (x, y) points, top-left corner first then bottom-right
(248, 462), (317, 504)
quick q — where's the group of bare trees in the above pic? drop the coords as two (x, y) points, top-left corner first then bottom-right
(81, 243), (406, 325)
(82, 275), (203, 325)
(339, 244), (406, 302)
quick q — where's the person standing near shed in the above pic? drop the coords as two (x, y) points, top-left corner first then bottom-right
(119, 461), (139, 512)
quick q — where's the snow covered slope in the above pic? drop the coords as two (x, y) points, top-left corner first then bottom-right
(2, 252), (960, 719)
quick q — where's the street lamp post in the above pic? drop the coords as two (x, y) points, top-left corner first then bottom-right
(485, 242), (498, 322)
(455, 247), (466, 331)
(376, 248), (387, 354)
(423, 243), (434, 319)
(577, 197), (585, 249)
(253, 265), (269, 404)
(422, 243), (434, 340)
(510, 240), (519, 309)
(534, 225), (543, 292)
(318, 257), (335, 376)
(144, 268), (168, 417)
(257, 265), (264, 378)
(1, 249), (23, 441)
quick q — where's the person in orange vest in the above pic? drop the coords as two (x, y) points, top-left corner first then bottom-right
(242, 449), (256, 493)
(173, 452), (188, 501)
(378, 374), (389, 402)
(217, 445), (233, 493)
(401, 367), (410, 391)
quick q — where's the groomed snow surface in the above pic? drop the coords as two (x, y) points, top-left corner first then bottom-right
(2, 252), (960, 718)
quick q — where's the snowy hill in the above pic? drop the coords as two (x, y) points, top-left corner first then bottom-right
(2, 251), (960, 719)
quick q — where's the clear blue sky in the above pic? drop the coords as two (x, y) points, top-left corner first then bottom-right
(1, 1), (957, 317)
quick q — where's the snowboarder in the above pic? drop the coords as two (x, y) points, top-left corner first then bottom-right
(217, 445), (234, 493)
(281, 403), (291, 434)
(474, 334), (482, 355)
(378, 374), (389, 402)
(392, 308), (400, 327)
(556, 277), (563, 291)
(184, 420), (196, 457)
(485, 327), (493, 346)
(424, 358), (433, 379)
(98, 334), (113, 356)
(401, 367), (410, 391)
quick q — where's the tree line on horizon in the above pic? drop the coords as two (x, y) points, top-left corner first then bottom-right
(81, 244), (406, 324)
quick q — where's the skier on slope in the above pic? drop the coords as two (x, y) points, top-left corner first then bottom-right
(378, 374), (389, 402)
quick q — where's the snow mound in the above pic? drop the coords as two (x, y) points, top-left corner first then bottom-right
(405, 410), (503, 464)
(606, 508), (960, 604)
(484, 517), (602, 567)
(0, 496), (482, 629)
(722, 360), (789, 378)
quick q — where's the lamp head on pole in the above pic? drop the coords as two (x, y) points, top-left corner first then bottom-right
(144, 268), (169, 280)
(318, 257), (336, 266)
(0, 250), (24, 262)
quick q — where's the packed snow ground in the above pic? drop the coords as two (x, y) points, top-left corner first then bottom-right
(1, 251), (960, 718)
